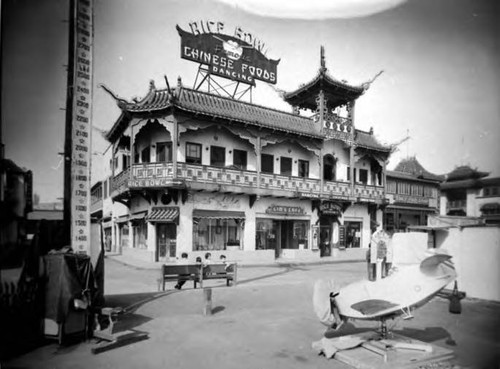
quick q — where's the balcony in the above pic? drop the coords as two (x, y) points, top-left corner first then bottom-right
(447, 199), (467, 213)
(90, 197), (103, 214)
(111, 162), (386, 203)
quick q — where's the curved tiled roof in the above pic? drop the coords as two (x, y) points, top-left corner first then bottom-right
(175, 88), (322, 138)
(445, 165), (489, 182)
(355, 130), (391, 153)
(283, 69), (366, 111)
(104, 82), (390, 152)
(392, 157), (444, 181)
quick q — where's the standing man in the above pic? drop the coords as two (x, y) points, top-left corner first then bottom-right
(370, 224), (390, 280)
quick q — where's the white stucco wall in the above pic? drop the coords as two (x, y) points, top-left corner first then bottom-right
(435, 226), (500, 301)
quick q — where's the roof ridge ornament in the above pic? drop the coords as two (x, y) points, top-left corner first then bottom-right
(362, 70), (384, 91)
(320, 46), (327, 74)
(99, 83), (128, 108)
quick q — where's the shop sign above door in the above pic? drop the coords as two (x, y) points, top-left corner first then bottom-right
(177, 21), (279, 86)
(320, 201), (343, 216)
(266, 205), (304, 215)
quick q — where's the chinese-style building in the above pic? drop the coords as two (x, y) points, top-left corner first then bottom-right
(99, 45), (392, 263)
(440, 165), (500, 225)
(384, 157), (443, 232)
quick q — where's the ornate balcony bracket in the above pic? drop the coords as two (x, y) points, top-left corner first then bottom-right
(249, 194), (259, 209)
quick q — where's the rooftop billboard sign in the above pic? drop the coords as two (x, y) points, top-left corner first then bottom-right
(177, 21), (279, 86)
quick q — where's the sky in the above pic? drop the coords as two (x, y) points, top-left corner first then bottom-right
(2, 0), (499, 202)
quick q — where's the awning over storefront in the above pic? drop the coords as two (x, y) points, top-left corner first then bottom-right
(102, 220), (113, 228)
(115, 215), (129, 224)
(480, 202), (500, 212)
(147, 207), (179, 223)
(193, 210), (246, 219)
(386, 205), (437, 213)
(129, 211), (147, 224)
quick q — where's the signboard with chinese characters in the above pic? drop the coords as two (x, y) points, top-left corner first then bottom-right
(70, 0), (93, 254)
(177, 21), (279, 86)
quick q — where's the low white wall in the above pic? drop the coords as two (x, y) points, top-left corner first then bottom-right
(331, 247), (366, 261)
(435, 226), (500, 301)
(281, 249), (321, 261)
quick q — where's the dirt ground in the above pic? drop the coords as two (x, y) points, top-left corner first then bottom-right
(3, 258), (499, 369)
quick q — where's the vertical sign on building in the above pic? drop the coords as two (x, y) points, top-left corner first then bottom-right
(70, 0), (93, 254)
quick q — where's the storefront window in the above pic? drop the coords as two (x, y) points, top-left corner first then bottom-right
(193, 218), (243, 251)
(256, 219), (278, 251)
(256, 219), (310, 255)
(344, 221), (361, 248)
(120, 224), (129, 248)
(292, 221), (309, 249)
(133, 220), (148, 249)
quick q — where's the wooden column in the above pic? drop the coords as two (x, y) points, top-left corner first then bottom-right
(348, 101), (356, 197)
(172, 111), (178, 179)
(256, 136), (261, 190)
(203, 288), (212, 316)
(319, 148), (324, 198)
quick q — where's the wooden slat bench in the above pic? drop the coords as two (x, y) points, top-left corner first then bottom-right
(202, 263), (237, 286)
(162, 264), (202, 291)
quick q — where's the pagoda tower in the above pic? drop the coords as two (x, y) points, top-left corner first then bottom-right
(283, 46), (381, 194)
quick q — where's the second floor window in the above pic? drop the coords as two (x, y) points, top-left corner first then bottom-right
(210, 145), (226, 167)
(359, 169), (368, 184)
(122, 154), (130, 169)
(156, 142), (172, 162)
(261, 154), (274, 173)
(298, 160), (309, 178)
(141, 147), (150, 163)
(280, 157), (292, 176)
(186, 142), (202, 164)
(233, 149), (247, 170)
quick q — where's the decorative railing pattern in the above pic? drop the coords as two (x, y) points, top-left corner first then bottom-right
(112, 162), (385, 202)
(178, 163), (257, 188)
(111, 167), (131, 195)
(353, 183), (385, 200)
(448, 200), (467, 210)
(90, 198), (103, 214)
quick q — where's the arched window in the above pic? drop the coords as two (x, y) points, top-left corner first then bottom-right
(323, 154), (337, 181)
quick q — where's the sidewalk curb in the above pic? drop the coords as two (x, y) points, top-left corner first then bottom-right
(105, 254), (365, 270)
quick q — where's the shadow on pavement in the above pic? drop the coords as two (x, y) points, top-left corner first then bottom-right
(323, 323), (455, 347)
(212, 306), (225, 315)
(105, 291), (176, 314)
(323, 322), (374, 339)
(394, 326), (454, 344)
(236, 267), (295, 285)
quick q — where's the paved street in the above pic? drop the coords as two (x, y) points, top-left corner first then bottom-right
(3, 257), (500, 369)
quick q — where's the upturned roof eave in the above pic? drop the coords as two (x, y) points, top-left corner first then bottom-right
(283, 70), (365, 103)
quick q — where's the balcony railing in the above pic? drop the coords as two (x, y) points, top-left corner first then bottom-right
(110, 167), (131, 196)
(448, 199), (467, 210)
(90, 197), (103, 214)
(111, 162), (386, 202)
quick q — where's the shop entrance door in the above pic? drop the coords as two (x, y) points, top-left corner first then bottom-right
(156, 223), (177, 262)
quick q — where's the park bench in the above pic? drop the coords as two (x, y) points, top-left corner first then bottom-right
(202, 263), (237, 286)
(161, 264), (203, 291)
